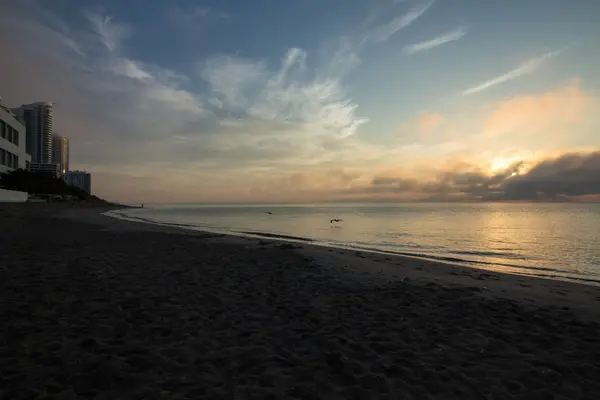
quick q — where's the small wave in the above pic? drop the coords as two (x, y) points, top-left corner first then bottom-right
(520, 273), (600, 286)
(236, 231), (315, 242)
(449, 250), (532, 260)
(105, 211), (203, 230)
(338, 245), (578, 277)
(376, 232), (410, 239)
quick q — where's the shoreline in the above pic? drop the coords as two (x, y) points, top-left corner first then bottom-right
(107, 208), (600, 314)
(105, 207), (600, 288)
(3, 203), (600, 399)
(95, 206), (600, 317)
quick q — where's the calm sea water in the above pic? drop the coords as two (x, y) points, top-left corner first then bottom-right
(110, 203), (600, 284)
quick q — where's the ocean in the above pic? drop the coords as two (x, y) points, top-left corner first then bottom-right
(108, 203), (600, 284)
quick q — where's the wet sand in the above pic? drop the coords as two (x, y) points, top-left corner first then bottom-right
(1, 203), (600, 399)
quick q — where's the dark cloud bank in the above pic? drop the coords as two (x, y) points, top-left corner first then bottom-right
(347, 151), (600, 202)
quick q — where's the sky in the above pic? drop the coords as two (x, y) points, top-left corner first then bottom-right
(1, 0), (599, 204)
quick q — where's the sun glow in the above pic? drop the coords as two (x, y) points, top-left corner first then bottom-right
(489, 157), (519, 173)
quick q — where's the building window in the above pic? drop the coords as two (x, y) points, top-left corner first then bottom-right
(0, 150), (19, 168)
(0, 120), (5, 140)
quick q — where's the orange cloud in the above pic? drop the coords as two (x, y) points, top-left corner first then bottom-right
(397, 111), (447, 138)
(416, 112), (444, 135)
(483, 81), (597, 138)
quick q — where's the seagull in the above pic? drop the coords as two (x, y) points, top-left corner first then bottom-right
(330, 219), (343, 224)
(265, 212), (274, 215)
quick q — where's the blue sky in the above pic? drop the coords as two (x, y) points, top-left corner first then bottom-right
(1, 0), (599, 203)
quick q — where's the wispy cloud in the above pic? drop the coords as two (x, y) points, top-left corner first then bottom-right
(403, 26), (467, 55)
(320, 1), (435, 78)
(365, 0), (435, 43)
(201, 55), (267, 110)
(85, 12), (129, 53)
(320, 37), (362, 78)
(463, 50), (560, 95)
(0, 3), (378, 202)
(170, 5), (231, 27)
(190, 7), (211, 18)
(202, 47), (368, 139)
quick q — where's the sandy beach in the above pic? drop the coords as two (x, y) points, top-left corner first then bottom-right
(1, 204), (600, 399)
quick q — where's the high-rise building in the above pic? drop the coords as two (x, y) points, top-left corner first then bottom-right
(1, 99), (31, 174)
(11, 102), (53, 164)
(28, 163), (60, 178)
(65, 170), (91, 194)
(52, 134), (69, 176)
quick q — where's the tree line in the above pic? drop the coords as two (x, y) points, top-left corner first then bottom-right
(0, 169), (89, 200)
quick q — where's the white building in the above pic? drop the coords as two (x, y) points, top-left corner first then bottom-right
(65, 170), (91, 194)
(1, 101), (31, 174)
(52, 134), (69, 176)
(11, 102), (53, 164)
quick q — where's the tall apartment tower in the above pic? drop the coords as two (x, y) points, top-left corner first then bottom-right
(52, 134), (69, 176)
(65, 171), (91, 194)
(11, 102), (53, 164)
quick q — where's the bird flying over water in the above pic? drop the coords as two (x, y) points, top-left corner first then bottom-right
(330, 219), (343, 223)
(265, 212), (274, 215)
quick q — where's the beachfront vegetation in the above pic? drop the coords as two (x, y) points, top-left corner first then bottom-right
(0, 168), (89, 200)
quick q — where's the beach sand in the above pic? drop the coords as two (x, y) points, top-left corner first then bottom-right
(1, 204), (600, 399)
